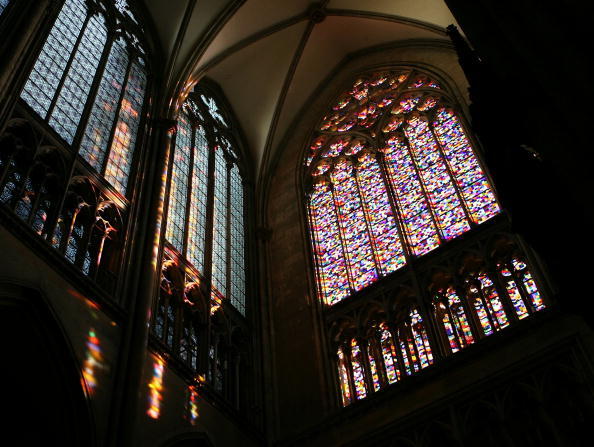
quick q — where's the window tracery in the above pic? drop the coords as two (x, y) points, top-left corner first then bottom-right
(309, 69), (548, 407)
(306, 69), (500, 307)
(0, 0), (150, 300)
(151, 83), (249, 407)
(20, 0), (148, 196)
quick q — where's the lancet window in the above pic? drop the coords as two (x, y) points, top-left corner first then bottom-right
(0, 0), (150, 299)
(307, 69), (549, 407)
(20, 0), (147, 196)
(306, 69), (499, 306)
(150, 83), (249, 407)
(162, 87), (247, 316)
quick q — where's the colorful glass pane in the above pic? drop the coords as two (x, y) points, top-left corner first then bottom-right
(433, 108), (499, 224)
(410, 309), (433, 368)
(337, 348), (352, 406)
(80, 38), (129, 171)
(383, 136), (440, 256)
(405, 116), (470, 240)
(513, 259), (546, 311)
(356, 152), (406, 274)
(367, 341), (381, 392)
(309, 182), (349, 305)
(103, 59), (147, 195)
(438, 287), (474, 353)
(331, 160), (378, 291)
(380, 328), (399, 383)
(351, 339), (367, 399)
(500, 265), (530, 319)
(165, 114), (191, 252)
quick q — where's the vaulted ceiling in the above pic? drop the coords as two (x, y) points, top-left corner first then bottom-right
(142, 0), (458, 181)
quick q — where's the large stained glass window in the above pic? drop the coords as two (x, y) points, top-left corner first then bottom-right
(311, 70), (548, 408)
(20, 0), (147, 196)
(163, 87), (247, 316)
(306, 69), (500, 306)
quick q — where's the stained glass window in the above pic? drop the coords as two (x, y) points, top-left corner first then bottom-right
(165, 113), (192, 253)
(20, 0), (148, 196)
(163, 88), (248, 316)
(229, 164), (246, 314)
(187, 126), (209, 273)
(306, 69), (500, 306)
(350, 338), (367, 400)
(337, 347), (352, 406)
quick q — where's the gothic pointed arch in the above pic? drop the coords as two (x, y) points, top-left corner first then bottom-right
(302, 67), (549, 406)
(150, 78), (252, 413)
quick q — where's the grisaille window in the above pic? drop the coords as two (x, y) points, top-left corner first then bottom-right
(151, 84), (249, 406)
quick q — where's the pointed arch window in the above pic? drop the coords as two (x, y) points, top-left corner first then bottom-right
(152, 84), (249, 408)
(163, 85), (248, 316)
(20, 0), (148, 196)
(307, 70), (549, 407)
(306, 70), (500, 306)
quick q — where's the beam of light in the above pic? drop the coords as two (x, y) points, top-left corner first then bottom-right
(81, 328), (103, 397)
(147, 356), (165, 419)
(151, 126), (175, 271)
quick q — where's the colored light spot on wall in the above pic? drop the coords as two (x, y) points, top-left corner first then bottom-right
(147, 356), (165, 419)
(81, 328), (102, 396)
(187, 386), (200, 424)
